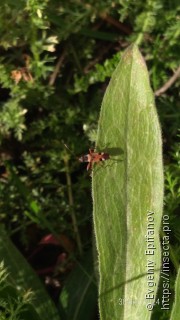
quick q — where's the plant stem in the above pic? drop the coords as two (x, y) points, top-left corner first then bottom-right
(155, 66), (180, 96)
(64, 157), (82, 255)
(49, 50), (66, 86)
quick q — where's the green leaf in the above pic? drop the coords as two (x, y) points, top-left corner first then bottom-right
(92, 44), (164, 319)
(59, 251), (97, 320)
(0, 224), (61, 320)
(170, 268), (180, 320)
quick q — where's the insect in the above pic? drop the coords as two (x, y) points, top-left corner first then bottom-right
(79, 149), (110, 171)
(62, 142), (110, 171)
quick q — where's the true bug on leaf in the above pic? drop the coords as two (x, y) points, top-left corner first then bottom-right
(79, 149), (110, 171)
(62, 142), (110, 171)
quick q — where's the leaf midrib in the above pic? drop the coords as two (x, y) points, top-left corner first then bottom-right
(123, 48), (134, 319)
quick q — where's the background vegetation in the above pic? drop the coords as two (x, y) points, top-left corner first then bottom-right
(0, 0), (179, 319)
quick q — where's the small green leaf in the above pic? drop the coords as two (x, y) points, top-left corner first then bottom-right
(92, 44), (164, 319)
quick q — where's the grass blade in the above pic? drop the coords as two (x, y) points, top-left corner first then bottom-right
(0, 224), (60, 320)
(59, 251), (97, 320)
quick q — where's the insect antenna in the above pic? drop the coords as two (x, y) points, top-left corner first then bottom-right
(61, 140), (78, 160)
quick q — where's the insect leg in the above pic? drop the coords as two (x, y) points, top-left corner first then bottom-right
(87, 162), (93, 171)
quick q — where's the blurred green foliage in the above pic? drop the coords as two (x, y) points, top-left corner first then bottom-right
(0, 261), (37, 320)
(0, 0), (179, 319)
